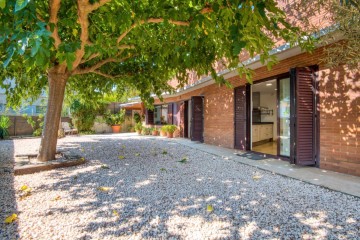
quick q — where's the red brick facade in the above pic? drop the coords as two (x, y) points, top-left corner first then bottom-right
(151, 45), (359, 176)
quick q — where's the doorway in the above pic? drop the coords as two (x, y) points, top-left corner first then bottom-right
(234, 67), (318, 165)
(251, 79), (279, 156)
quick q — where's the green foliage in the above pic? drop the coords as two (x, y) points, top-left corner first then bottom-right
(0, 116), (11, 139)
(22, 114), (44, 136)
(134, 122), (142, 132)
(133, 112), (142, 124)
(163, 125), (177, 134)
(0, 0), (316, 109)
(104, 109), (126, 126)
(70, 100), (106, 132)
(141, 127), (151, 135)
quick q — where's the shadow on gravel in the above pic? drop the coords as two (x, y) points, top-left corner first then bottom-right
(0, 139), (19, 239)
(36, 136), (359, 239)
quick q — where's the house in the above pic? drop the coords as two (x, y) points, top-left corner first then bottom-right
(123, 2), (359, 176)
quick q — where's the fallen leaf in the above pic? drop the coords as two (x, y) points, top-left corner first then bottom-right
(118, 155), (125, 160)
(162, 150), (168, 155)
(160, 168), (167, 172)
(80, 148), (85, 152)
(206, 205), (214, 213)
(20, 185), (31, 192)
(101, 165), (109, 169)
(113, 210), (119, 217)
(97, 187), (111, 192)
(53, 196), (61, 201)
(4, 214), (17, 224)
(252, 175), (262, 180)
(73, 176), (78, 180)
(135, 153), (140, 156)
(178, 157), (188, 163)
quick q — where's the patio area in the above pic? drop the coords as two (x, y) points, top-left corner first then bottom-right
(0, 133), (359, 239)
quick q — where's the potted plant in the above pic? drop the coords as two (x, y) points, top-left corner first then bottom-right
(160, 125), (167, 137)
(152, 127), (159, 136)
(141, 127), (151, 135)
(165, 125), (177, 138)
(104, 109), (126, 133)
(135, 122), (142, 134)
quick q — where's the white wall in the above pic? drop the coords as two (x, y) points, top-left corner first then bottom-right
(260, 92), (277, 139)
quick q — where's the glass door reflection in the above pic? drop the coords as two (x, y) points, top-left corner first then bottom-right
(279, 78), (291, 156)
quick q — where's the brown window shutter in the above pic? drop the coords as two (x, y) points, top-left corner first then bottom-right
(179, 102), (185, 137)
(146, 109), (154, 125)
(191, 96), (204, 142)
(167, 103), (174, 125)
(234, 86), (250, 150)
(290, 66), (318, 166)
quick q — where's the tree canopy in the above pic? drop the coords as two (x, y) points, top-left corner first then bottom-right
(0, 0), (314, 106)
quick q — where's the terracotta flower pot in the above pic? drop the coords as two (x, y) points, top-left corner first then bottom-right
(152, 131), (158, 136)
(167, 132), (174, 138)
(160, 130), (167, 137)
(111, 125), (121, 133)
(136, 130), (141, 135)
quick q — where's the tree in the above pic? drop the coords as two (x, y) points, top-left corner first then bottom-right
(0, 0), (314, 161)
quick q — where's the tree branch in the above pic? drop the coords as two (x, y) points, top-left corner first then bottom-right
(72, 0), (111, 70)
(80, 53), (101, 64)
(92, 70), (118, 79)
(72, 55), (134, 76)
(49, 0), (62, 49)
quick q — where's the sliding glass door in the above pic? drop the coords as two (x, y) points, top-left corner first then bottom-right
(278, 78), (291, 156)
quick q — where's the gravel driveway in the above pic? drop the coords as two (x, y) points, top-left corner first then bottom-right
(0, 134), (359, 239)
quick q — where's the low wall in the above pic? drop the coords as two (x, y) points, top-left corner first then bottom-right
(3, 116), (72, 136)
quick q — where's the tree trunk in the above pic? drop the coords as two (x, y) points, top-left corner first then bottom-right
(37, 71), (69, 162)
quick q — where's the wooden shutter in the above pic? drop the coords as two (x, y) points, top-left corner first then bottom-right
(167, 103), (174, 124)
(290, 67), (317, 165)
(179, 102), (185, 137)
(146, 109), (154, 125)
(234, 86), (250, 150)
(191, 96), (204, 142)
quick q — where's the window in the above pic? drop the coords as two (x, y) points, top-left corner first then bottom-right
(154, 104), (168, 125)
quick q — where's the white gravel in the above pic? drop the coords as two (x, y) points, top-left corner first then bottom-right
(0, 134), (359, 240)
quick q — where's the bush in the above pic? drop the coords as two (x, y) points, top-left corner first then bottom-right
(70, 100), (106, 132)
(0, 116), (11, 139)
(133, 112), (142, 124)
(163, 125), (177, 134)
(141, 127), (151, 135)
(23, 114), (44, 136)
(104, 109), (126, 126)
(134, 122), (143, 132)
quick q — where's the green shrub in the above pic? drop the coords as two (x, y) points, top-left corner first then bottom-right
(161, 125), (168, 132)
(23, 114), (44, 136)
(164, 125), (177, 134)
(134, 122), (143, 132)
(70, 100), (106, 132)
(133, 112), (142, 124)
(104, 109), (126, 126)
(0, 116), (11, 139)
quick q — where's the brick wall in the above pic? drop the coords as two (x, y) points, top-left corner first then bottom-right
(154, 45), (360, 176)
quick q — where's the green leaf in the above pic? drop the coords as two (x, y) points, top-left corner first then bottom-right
(3, 47), (15, 68)
(15, 0), (29, 12)
(0, 0), (6, 9)
(177, 157), (188, 164)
